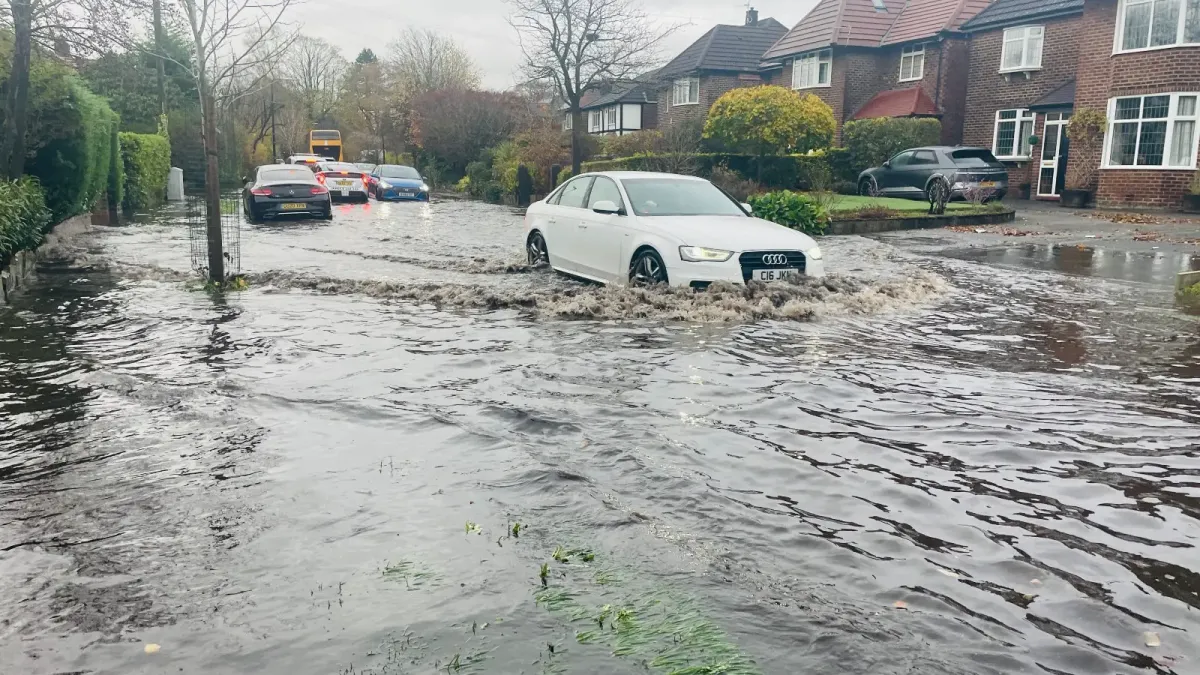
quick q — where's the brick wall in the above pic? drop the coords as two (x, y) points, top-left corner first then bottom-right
(963, 16), (1083, 193)
(1076, 0), (1200, 207)
(937, 38), (970, 145)
(657, 72), (763, 132)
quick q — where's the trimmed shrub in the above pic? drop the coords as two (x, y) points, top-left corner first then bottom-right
(482, 181), (505, 203)
(747, 191), (828, 235)
(556, 167), (573, 185)
(581, 150), (855, 190)
(708, 164), (760, 201)
(0, 178), (52, 266)
(24, 77), (121, 220)
(119, 131), (172, 212)
(843, 118), (942, 173)
(600, 130), (663, 158)
(704, 87), (835, 156)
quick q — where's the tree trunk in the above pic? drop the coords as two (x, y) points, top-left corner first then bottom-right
(570, 107), (583, 174)
(199, 85), (225, 281)
(1, 0), (34, 179)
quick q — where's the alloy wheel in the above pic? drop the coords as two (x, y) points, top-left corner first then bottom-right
(630, 250), (668, 286)
(527, 232), (549, 266)
(859, 177), (877, 197)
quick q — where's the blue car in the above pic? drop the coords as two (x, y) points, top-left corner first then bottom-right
(370, 164), (430, 201)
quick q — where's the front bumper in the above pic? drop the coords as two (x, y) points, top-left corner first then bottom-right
(377, 188), (428, 201)
(666, 255), (825, 288)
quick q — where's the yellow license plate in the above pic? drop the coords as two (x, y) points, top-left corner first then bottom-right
(336, 180), (353, 186)
(281, 203), (307, 210)
(980, 181), (996, 188)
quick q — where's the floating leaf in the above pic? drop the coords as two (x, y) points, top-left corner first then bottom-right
(893, 601), (907, 609)
(1144, 632), (1161, 647)
(1030, 579), (1043, 586)
(143, 644), (161, 654)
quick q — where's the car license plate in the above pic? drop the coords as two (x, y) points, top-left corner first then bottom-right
(980, 181), (996, 188)
(336, 180), (352, 186)
(281, 203), (307, 210)
(754, 268), (798, 282)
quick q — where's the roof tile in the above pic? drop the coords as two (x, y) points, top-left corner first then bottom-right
(960, 0), (1084, 32)
(658, 18), (789, 79)
(765, 0), (989, 59)
(851, 87), (940, 119)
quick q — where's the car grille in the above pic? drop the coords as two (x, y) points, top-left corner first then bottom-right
(738, 251), (807, 282)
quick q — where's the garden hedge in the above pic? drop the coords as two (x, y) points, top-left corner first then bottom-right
(0, 178), (52, 267)
(582, 150), (856, 191)
(842, 118), (942, 173)
(119, 131), (171, 211)
(746, 191), (828, 235)
(24, 76), (122, 220)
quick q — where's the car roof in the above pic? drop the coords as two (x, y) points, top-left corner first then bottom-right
(575, 171), (708, 181)
(257, 164), (309, 170)
(377, 164), (417, 169)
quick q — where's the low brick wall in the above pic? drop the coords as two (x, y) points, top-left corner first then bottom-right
(828, 209), (1016, 235)
(0, 215), (90, 307)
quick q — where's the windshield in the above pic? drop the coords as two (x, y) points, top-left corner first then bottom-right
(951, 149), (1001, 166)
(260, 168), (315, 182)
(380, 166), (421, 179)
(621, 178), (746, 217)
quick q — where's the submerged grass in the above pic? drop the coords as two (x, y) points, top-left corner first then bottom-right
(532, 549), (760, 675)
(381, 559), (441, 589)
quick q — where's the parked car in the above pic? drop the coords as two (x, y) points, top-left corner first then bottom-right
(242, 164), (332, 222)
(857, 146), (1008, 201)
(315, 161), (370, 202)
(370, 165), (429, 201)
(524, 171), (824, 288)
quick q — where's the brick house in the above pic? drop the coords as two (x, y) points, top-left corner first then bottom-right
(653, 10), (788, 132)
(566, 82), (658, 136)
(961, 0), (1085, 200)
(759, 0), (989, 143)
(1075, 0), (1200, 208)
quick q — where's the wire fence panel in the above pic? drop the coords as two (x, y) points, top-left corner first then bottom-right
(186, 196), (242, 278)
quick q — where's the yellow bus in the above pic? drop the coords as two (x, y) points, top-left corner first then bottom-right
(309, 130), (342, 162)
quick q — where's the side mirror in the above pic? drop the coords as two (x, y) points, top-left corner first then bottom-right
(741, 202), (753, 214)
(592, 200), (621, 215)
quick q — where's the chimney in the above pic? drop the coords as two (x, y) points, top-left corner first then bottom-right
(745, 7), (758, 25)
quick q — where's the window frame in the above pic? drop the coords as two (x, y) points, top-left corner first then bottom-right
(898, 44), (925, 82)
(604, 106), (618, 129)
(1113, 0), (1200, 54)
(1102, 92), (1200, 170)
(588, 110), (602, 133)
(672, 77), (700, 106)
(992, 109), (1038, 161)
(792, 49), (832, 89)
(563, 113), (573, 131)
(1000, 25), (1045, 73)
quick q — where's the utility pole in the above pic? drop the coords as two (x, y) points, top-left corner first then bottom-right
(153, 0), (166, 115)
(270, 80), (277, 160)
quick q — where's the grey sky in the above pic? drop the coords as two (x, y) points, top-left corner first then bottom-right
(292, 0), (819, 89)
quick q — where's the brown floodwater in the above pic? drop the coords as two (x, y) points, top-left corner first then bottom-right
(1, 199), (1198, 675)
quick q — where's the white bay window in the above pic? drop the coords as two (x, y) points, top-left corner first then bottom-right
(993, 109), (1037, 160)
(792, 49), (832, 89)
(1001, 26), (1044, 71)
(1104, 93), (1199, 168)
(1116, 0), (1200, 52)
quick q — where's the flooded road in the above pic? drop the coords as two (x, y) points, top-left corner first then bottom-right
(2, 199), (1199, 675)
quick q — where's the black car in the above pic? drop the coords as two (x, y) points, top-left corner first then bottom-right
(242, 164), (333, 222)
(858, 146), (1009, 201)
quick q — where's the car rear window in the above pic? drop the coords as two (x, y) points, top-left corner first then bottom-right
(320, 163), (360, 172)
(951, 149), (1000, 166)
(261, 168), (315, 182)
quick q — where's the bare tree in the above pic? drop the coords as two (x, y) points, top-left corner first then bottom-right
(174, 0), (296, 281)
(283, 36), (346, 125)
(509, 0), (676, 173)
(386, 27), (480, 97)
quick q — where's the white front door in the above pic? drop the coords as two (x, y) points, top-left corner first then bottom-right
(1037, 113), (1070, 198)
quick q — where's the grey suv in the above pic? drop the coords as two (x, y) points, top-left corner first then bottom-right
(858, 146), (1009, 202)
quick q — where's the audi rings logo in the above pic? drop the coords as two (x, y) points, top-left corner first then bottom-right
(761, 253), (788, 266)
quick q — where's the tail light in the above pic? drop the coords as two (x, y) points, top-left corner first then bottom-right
(315, 173), (326, 184)
(311, 186), (329, 195)
(250, 187), (271, 196)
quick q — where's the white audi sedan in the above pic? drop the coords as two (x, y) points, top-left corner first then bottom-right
(524, 172), (824, 288)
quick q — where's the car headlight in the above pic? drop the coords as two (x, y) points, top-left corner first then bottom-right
(679, 246), (734, 262)
(807, 245), (823, 261)
(379, 181), (392, 189)
(420, 183), (430, 192)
